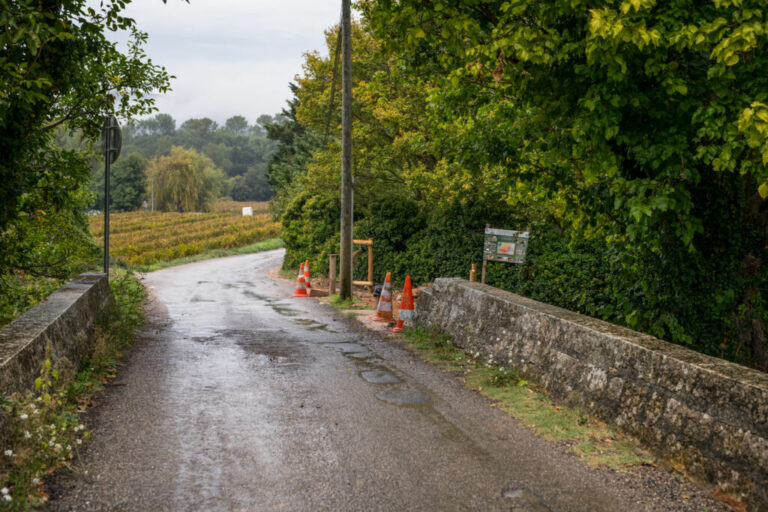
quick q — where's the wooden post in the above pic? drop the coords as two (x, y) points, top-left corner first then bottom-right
(470, 263), (477, 282)
(367, 239), (373, 293)
(339, 0), (353, 300)
(329, 254), (337, 295)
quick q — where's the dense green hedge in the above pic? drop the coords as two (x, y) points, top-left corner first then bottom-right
(280, 189), (765, 367)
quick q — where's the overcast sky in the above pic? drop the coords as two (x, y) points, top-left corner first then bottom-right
(114, 0), (344, 126)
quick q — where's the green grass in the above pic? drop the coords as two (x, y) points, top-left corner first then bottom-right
(130, 237), (283, 272)
(329, 294), (372, 310)
(399, 326), (653, 470)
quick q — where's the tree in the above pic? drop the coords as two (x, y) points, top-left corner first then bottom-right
(230, 165), (272, 201)
(358, 0), (768, 366)
(146, 146), (225, 212)
(0, 0), (176, 278)
(225, 115), (249, 134)
(91, 153), (148, 212)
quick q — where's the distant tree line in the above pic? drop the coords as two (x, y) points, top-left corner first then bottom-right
(90, 113), (282, 212)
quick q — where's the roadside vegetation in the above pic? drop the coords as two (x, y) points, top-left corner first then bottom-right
(398, 327), (653, 470)
(268, 4), (768, 371)
(0, 272), (145, 509)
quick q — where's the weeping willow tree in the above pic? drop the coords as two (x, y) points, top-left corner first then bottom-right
(146, 146), (225, 212)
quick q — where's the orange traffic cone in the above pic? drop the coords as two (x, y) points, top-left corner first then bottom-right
(373, 272), (394, 322)
(392, 275), (414, 333)
(304, 259), (311, 289)
(294, 262), (308, 297)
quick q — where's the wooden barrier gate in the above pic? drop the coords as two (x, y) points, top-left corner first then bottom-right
(329, 238), (373, 294)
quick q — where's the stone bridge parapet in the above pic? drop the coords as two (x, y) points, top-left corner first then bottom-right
(0, 273), (113, 394)
(416, 278), (768, 509)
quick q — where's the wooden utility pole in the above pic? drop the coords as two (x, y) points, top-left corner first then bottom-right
(339, 0), (353, 299)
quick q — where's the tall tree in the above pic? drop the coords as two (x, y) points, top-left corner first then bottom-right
(146, 146), (225, 212)
(224, 115), (249, 134)
(0, 0), (177, 277)
(359, 0), (768, 365)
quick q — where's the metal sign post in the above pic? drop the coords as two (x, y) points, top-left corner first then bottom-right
(101, 115), (122, 275)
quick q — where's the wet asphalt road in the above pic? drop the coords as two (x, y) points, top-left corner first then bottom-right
(46, 250), (724, 512)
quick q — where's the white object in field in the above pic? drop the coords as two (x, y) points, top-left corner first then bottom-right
(242, 207), (253, 217)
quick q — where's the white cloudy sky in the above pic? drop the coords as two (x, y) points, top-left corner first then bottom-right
(113, 0), (345, 125)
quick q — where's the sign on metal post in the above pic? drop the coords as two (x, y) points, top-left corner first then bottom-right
(481, 227), (530, 283)
(101, 115), (122, 275)
(483, 227), (529, 263)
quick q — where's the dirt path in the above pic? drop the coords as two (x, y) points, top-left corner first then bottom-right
(45, 249), (724, 511)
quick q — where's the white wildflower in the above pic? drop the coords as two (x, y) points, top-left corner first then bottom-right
(19, 413), (28, 420)
(3, 449), (13, 457)
(76, 439), (82, 445)
(32, 478), (40, 486)
(3, 495), (10, 502)
(24, 431), (31, 439)
(1, 488), (8, 495)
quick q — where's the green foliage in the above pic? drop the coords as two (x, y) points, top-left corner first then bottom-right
(145, 146), (226, 213)
(230, 165), (272, 202)
(0, 0), (173, 233)
(90, 153), (148, 212)
(0, 189), (100, 328)
(279, 191), (340, 273)
(0, 0), (175, 330)
(355, 0), (768, 367)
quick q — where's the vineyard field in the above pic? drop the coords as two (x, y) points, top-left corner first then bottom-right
(90, 201), (280, 266)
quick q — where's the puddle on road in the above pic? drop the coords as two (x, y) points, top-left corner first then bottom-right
(272, 305), (300, 317)
(502, 488), (551, 512)
(293, 318), (336, 333)
(324, 342), (367, 353)
(190, 296), (216, 303)
(375, 387), (430, 406)
(210, 329), (304, 362)
(360, 370), (400, 384)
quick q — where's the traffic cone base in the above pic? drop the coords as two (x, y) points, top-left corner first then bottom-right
(294, 263), (308, 297)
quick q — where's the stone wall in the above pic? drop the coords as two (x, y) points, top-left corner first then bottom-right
(0, 273), (114, 394)
(416, 278), (768, 509)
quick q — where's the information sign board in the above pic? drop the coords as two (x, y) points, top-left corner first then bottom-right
(483, 227), (529, 264)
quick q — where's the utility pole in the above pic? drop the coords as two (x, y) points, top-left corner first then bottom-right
(339, 0), (353, 299)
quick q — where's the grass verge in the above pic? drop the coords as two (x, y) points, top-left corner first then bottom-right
(0, 271), (145, 509)
(130, 238), (283, 272)
(329, 294), (372, 310)
(398, 326), (653, 470)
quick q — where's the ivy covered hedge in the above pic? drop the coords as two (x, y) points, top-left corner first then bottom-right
(268, 7), (768, 371)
